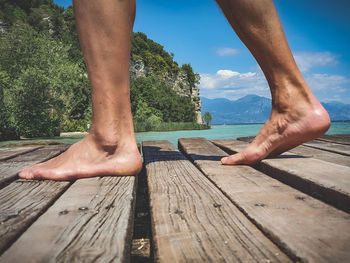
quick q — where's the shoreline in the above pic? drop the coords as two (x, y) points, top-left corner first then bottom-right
(1, 122), (349, 148)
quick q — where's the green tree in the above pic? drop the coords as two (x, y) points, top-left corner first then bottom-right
(203, 112), (212, 126)
(181, 63), (200, 92)
(130, 76), (196, 123)
(0, 24), (90, 138)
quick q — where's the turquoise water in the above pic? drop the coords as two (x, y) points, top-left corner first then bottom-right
(136, 122), (350, 146)
(1, 122), (350, 148)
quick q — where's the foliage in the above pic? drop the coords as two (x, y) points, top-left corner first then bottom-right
(61, 118), (90, 132)
(0, 24), (90, 138)
(130, 76), (196, 123)
(180, 63), (200, 91)
(0, 0), (201, 140)
(131, 32), (180, 75)
(203, 112), (212, 126)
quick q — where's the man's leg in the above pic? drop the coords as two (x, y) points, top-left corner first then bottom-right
(19, 0), (142, 180)
(216, 0), (330, 165)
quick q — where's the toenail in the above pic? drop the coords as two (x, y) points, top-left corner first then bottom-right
(221, 157), (228, 163)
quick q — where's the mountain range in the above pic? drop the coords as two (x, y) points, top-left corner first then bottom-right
(201, 95), (350, 124)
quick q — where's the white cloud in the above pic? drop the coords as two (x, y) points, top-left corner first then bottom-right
(306, 73), (349, 91)
(199, 69), (270, 100)
(293, 51), (338, 72)
(217, 70), (240, 79)
(199, 69), (350, 103)
(199, 51), (350, 103)
(216, 47), (239, 56)
(305, 73), (350, 102)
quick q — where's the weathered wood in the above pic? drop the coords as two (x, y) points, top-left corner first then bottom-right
(179, 137), (350, 263)
(0, 180), (70, 253)
(143, 140), (291, 263)
(0, 176), (137, 263)
(0, 146), (42, 161)
(237, 135), (350, 157)
(236, 136), (255, 142)
(0, 145), (69, 186)
(236, 135), (350, 167)
(212, 139), (350, 213)
(303, 140), (350, 156)
(238, 134), (350, 146)
(317, 134), (350, 145)
(283, 144), (350, 167)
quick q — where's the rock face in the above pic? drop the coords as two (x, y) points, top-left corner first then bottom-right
(129, 57), (203, 124)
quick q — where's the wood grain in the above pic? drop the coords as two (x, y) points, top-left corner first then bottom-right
(0, 147), (41, 161)
(0, 179), (70, 253)
(237, 135), (350, 160)
(221, 137), (350, 167)
(0, 176), (137, 263)
(238, 134), (350, 146)
(0, 145), (69, 186)
(143, 140), (291, 263)
(317, 134), (350, 145)
(284, 144), (350, 167)
(212, 139), (350, 213)
(303, 140), (350, 156)
(179, 137), (350, 263)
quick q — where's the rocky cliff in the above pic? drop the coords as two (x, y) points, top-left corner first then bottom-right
(129, 53), (203, 124)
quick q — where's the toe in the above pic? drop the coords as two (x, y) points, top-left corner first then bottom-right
(221, 152), (247, 165)
(19, 168), (34, 180)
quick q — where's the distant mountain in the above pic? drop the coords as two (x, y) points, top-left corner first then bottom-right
(201, 95), (350, 124)
(323, 101), (350, 121)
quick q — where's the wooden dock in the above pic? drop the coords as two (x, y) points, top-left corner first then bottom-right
(0, 135), (349, 262)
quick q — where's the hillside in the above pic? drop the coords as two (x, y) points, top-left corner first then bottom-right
(0, 0), (203, 140)
(202, 95), (350, 124)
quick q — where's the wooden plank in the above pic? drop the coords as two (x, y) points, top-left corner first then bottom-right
(286, 144), (350, 167)
(0, 180), (70, 253)
(317, 134), (350, 145)
(179, 137), (350, 263)
(143, 140), (291, 263)
(237, 135), (350, 157)
(303, 140), (350, 156)
(0, 145), (69, 186)
(211, 139), (350, 213)
(0, 176), (137, 263)
(237, 136), (255, 143)
(236, 135), (350, 167)
(0, 146), (42, 161)
(238, 134), (350, 146)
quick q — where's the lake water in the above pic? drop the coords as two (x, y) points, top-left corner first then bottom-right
(1, 122), (350, 148)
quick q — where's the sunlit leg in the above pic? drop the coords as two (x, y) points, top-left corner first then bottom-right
(19, 0), (142, 180)
(216, 0), (330, 164)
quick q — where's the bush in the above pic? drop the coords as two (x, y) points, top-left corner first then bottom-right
(61, 119), (90, 132)
(0, 24), (91, 138)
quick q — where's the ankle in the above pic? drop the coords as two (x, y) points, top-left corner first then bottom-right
(89, 127), (138, 154)
(271, 78), (314, 114)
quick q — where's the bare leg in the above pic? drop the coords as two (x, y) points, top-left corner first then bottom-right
(216, 0), (330, 165)
(19, 0), (142, 180)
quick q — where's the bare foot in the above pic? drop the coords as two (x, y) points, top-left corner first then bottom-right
(19, 134), (142, 180)
(221, 95), (330, 165)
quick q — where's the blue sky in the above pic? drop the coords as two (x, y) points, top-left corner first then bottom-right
(54, 0), (350, 103)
